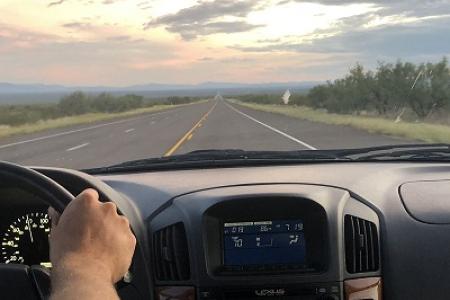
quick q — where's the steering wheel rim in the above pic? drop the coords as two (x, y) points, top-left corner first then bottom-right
(0, 161), (75, 300)
(0, 161), (74, 213)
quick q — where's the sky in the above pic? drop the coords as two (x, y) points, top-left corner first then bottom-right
(1, 0), (450, 86)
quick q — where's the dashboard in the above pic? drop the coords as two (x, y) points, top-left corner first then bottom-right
(1, 161), (450, 300)
(148, 184), (379, 300)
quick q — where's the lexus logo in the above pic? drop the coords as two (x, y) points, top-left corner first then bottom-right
(254, 288), (286, 297)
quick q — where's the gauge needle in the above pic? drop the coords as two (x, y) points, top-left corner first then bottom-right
(26, 215), (34, 243)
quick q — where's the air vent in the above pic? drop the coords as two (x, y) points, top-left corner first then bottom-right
(153, 222), (190, 281)
(344, 215), (379, 274)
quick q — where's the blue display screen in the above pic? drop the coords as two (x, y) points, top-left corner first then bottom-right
(223, 219), (306, 267)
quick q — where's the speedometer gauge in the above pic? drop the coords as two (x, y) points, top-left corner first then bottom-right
(1, 212), (51, 265)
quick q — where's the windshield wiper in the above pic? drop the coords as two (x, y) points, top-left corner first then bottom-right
(333, 143), (450, 161)
(86, 149), (350, 173)
(84, 144), (449, 174)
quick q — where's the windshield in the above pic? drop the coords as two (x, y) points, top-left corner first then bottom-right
(0, 1), (449, 169)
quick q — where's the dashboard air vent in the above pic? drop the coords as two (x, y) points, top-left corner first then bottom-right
(344, 215), (379, 273)
(153, 222), (190, 281)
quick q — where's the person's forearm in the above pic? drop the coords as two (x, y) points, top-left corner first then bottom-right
(51, 278), (119, 300)
(50, 260), (119, 300)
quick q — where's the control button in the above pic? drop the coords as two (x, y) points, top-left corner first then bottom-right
(318, 287), (327, 294)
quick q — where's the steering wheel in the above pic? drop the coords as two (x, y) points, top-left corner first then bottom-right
(0, 161), (75, 300)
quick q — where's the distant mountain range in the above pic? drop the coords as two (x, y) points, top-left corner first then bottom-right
(0, 81), (320, 104)
(0, 81), (319, 93)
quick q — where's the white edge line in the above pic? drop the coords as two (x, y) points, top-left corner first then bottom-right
(0, 108), (183, 150)
(224, 101), (317, 150)
(66, 142), (89, 152)
(125, 128), (135, 133)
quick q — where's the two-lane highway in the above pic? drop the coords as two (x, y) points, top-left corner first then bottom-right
(0, 101), (215, 168)
(176, 100), (413, 153)
(0, 99), (413, 169)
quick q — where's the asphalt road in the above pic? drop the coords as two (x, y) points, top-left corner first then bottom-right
(0, 99), (414, 169)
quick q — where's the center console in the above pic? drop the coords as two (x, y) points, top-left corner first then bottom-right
(149, 184), (381, 300)
(204, 197), (328, 276)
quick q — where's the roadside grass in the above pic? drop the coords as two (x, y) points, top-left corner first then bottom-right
(232, 101), (450, 144)
(0, 102), (205, 140)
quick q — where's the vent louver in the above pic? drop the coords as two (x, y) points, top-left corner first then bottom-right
(153, 222), (190, 281)
(344, 215), (379, 274)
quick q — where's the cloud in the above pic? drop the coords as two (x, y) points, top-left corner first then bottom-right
(257, 38), (281, 43)
(47, 0), (66, 7)
(219, 56), (255, 63)
(283, 0), (439, 5)
(229, 0), (450, 59)
(137, 1), (152, 10)
(282, 0), (450, 18)
(0, 24), (180, 85)
(106, 35), (132, 41)
(62, 22), (94, 30)
(61, 20), (123, 35)
(144, 0), (265, 39)
(197, 56), (255, 63)
(283, 0), (387, 3)
(232, 16), (450, 61)
(102, 0), (123, 4)
(168, 21), (263, 40)
(7, 0), (450, 85)
(48, 0), (127, 7)
(152, 0), (262, 24)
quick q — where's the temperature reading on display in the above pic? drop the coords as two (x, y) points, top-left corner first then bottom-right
(231, 237), (243, 248)
(223, 219), (306, 269)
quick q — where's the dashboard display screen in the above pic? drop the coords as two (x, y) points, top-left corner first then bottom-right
(223, 219), (306, 268)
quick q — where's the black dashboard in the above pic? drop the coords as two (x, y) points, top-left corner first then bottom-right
(2, 161), (450, 299)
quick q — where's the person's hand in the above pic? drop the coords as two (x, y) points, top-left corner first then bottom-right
(48, 189), (136, 286)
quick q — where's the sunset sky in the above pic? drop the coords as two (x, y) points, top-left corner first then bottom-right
(1, 0), (450, 86)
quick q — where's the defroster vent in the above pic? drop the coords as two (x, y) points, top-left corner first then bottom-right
(345, 215), (379, 274)
(153, 222), (190, 281)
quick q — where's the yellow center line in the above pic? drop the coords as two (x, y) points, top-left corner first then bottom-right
(163, 101), (218, 157)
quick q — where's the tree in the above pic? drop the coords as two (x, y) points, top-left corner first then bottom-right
(301, 58), (450, 119)
(58, 91), (90, 116)
(408, 58), (450, 118)
(91, 93), (115, 112)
